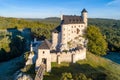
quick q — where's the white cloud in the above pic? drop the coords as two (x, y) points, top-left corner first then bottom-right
(107, 0), (120, 6)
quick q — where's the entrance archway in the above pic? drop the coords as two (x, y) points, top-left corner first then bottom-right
(42, 58), (46, 64)
(42, 58), (47, 71)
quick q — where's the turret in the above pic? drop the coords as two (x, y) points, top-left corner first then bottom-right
(81, 8), (88, 27)
(61, 15), (63, 20)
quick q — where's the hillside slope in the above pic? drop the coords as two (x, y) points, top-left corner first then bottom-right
(44, 52), (120, 80)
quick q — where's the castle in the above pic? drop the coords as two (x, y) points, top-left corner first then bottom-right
(35, 8), (88, 72)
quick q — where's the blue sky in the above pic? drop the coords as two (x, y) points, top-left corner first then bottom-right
(0, 0), (120, 19)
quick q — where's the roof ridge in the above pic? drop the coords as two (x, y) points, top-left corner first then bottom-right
(39, 39), (51, 49)
(45, 39), (51, 48)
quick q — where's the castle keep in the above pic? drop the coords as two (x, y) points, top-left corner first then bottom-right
(52, 8), (87, 51)
(35, 9), (88, 72)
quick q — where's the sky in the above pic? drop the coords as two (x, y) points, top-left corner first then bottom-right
(0, 0), (120, 19)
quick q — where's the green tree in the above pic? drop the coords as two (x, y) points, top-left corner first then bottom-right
(0, 36), (11, 52)
(0, 32), (26, 62)
(86, 25), (108, 56)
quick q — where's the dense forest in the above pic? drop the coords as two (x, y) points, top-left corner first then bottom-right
(1, 16), (120, 51)
(0, 16), (120, 62)
(0, 16), (59, 62)
(88, 18), (120, 52)
(0, 31), (26, 62)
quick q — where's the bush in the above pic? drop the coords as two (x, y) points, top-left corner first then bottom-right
(60, 72), (92, 80)
(61, 72), (73, 80)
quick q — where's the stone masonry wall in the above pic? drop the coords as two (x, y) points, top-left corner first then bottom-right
(51, 48), (86, 63)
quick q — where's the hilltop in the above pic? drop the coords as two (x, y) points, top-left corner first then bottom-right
(0, 16), (120, 79)
(22, 52), (120, 80)
(44, 52), (120, 80)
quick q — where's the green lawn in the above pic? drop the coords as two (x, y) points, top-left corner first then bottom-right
(44, 52), (120, 80)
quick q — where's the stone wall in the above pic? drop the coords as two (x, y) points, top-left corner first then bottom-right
(36, 49), (51, 72)
(36, 47), (86, 72)
(60, 23), (86, 51)
(52, 32), (58, 50)
(51, 48), (86, 63)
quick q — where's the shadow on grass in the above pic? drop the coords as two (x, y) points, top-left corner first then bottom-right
(44, 63), (107, 80)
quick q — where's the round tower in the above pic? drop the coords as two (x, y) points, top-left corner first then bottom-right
(81, 8), (88, 27)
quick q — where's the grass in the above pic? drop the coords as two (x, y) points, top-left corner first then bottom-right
(44, 52), (120, 80)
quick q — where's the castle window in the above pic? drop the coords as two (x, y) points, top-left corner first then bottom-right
(80, 19), (81, 22)
(71, 26), (73, 28)
(74, 26), (76, 28)
(76, 19), (78, 22)
(63, 34), (65, 36)
(77, 28), (80, 34)
(73, 19), (75, 22)
(43, 51), (45, 54)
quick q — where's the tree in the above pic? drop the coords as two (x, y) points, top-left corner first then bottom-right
(0, 32), (26, 62)
(0, 36), (11, 52)
(60, 72), (92, 80)
(86, 25), (108, 56)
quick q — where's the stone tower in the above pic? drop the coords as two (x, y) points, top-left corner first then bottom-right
(36, 39), (51, 72)
(51, 8), (88, 51)
(52, 31), (58, 50)
(81, 8), (88, 27)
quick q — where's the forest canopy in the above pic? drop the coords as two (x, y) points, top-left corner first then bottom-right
(0, 17), (120, 52)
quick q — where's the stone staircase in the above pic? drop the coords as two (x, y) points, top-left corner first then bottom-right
(35, 64), (45, 80)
